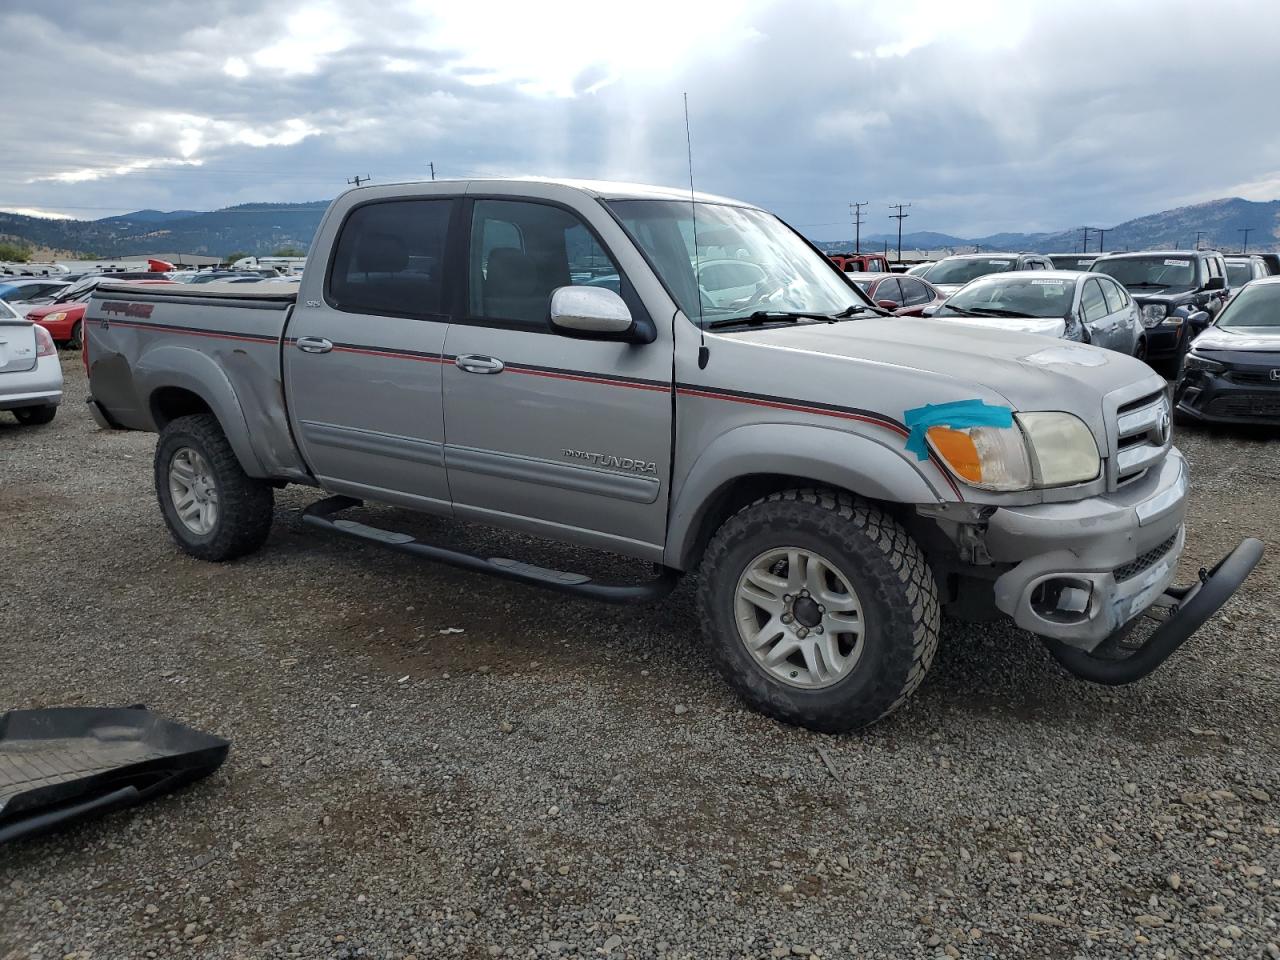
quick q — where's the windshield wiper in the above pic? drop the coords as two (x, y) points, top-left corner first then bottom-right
(963, 307), (1033, 318)
(1124, 282), (1169, 288)
(938, 305), (981, 317)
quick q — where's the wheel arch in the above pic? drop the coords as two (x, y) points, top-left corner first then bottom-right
(665, 423), (945, 571)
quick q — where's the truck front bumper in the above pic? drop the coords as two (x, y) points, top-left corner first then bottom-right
(988, 451), (1189, 650)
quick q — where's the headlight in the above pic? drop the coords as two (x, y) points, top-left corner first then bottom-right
(1141, 304), (1166, 327)
(43, 311), (67, 324)
(1182, 352), (1225, 374)
(1017, 412), (1102, 486)
(926, 412), (1099, 491)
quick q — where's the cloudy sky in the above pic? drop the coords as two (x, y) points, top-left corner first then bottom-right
(3, 0), (1279, 239)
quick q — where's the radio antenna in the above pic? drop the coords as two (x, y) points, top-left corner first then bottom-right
(684, 93), (709, 369)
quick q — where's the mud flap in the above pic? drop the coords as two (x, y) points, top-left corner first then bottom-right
(0, 706), (229, 845)
(1042, 538), (1264, 685)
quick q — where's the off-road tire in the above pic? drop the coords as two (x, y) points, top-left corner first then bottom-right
(154, 414), (274, 562)
(13, 404), (57, 426)
(697, 488), (939, 733)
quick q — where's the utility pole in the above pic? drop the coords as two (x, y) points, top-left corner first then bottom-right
(1079, 227), (1093, 253)
(429, 162), (436, 182)
(888, 203), (910, 262)
(1194, 230), (1206, 250)
(1238, 227), (1254, 253)
(849, 201), (867, 253)
(346, 174), (371, 186)
(1094, 228), (1106, 253)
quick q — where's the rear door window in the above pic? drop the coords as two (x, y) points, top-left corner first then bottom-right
(327, 198), (453, 319)
(898, 277), (931, 306)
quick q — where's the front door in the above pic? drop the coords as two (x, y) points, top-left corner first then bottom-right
(441, 197), (673, 559)
(283, 196), (456, 512)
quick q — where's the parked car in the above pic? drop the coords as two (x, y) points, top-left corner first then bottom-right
(0, 278), (72, 316)
(922, 252), (1054, 296)
(1224, 255), (1268, 293)
(29, 278), (174, 348)
(932, 271), (1144, 357)
(1090, 250), (1229, 366)
(828, 253), (890, 274)
(847, 272), (946, 316)
(83, 177), (1260, 732)
(0, 299), (61, 425)
(1046, 254), (1097, 271)
(1174, 276), (1280, 426)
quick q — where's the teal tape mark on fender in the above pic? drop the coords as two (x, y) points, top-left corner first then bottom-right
(903, 399), (1013, 461)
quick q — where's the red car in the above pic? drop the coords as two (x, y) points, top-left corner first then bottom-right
(828, 253), (890, 273)
(29, 279), (174, 348)
(849, 272), (946, 316)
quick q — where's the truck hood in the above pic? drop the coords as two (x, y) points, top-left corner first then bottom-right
(722, 317), (1159, 414)
(1126, 289), (1193, 306)
(932, 314), (1066, 339)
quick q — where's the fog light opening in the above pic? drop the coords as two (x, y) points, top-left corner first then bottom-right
(1030, 577), (1094, 625)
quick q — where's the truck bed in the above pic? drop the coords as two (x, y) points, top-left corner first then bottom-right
(85, 281), (310, 482)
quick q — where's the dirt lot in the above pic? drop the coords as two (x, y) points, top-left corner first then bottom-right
(1, 355), (1277, 960)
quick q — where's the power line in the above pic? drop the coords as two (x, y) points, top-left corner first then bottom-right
(849, 201), (867, 254)
(888, 202), (910, 262)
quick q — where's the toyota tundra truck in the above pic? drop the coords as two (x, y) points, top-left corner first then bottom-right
(83, 179), (1262, 732)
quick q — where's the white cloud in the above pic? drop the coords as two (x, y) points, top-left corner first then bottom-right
(0, 207), (75, 220)
(29, 157), (204, 184)
(223, 56), (249, 79)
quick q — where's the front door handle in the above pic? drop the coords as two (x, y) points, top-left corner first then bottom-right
(296, 336), (333, 354)
(455, 354), (505, 375)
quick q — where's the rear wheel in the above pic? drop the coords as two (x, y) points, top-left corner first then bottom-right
(1134, 336), (1148, 364)
(154, 414), (274, 561)
(13, 404), (57, 426)
(697, 488), (939, 732)
(68, 321), (83, 350)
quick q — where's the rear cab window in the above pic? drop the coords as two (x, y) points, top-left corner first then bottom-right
(326, 198), (453, 319)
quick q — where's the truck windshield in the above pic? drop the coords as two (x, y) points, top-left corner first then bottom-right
(936, 276), (1073, 319)
(1093, 256), (1196, 289)
(1217, 282), (1280, 329)
(606, 200), (870, 326)
(924, 257), (1015, 285)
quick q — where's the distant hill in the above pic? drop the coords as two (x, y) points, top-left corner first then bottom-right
(2, 196), (1278, 259)
(829, 198), (1280, 255)
(0, 201), (329, 257)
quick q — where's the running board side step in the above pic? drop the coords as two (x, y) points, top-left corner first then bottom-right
(302, 496), (681, 604)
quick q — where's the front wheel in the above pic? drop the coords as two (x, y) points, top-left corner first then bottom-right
(13, 404), (57, 426)
(68, 321), (83, 350)
(154, 414), (274, 561)
(696, 489), (940, 733)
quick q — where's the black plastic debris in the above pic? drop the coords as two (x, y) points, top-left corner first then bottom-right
(0, 706), (229, 844)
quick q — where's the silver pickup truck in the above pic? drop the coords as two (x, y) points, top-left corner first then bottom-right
(84, 179), (1262, 732)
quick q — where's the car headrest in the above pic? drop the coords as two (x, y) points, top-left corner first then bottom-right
(484, 247), (539, 298)
(355, 232), (409, 274)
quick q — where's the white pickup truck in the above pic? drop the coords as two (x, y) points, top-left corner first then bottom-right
(84, 178), (1262, 731)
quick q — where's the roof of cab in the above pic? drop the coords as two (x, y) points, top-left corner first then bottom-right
(343, 177), (753, 208)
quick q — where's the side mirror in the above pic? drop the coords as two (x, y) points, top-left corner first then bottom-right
(876, 299), (899, 310)
(549, 286), (636, 340)
(1204, 276), (1226, 291)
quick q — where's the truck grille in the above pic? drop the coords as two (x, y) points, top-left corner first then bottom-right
(1113, 533), (1178, 582)
(1111, 390), (1171, 486)
(1208, 394), (1280, 419)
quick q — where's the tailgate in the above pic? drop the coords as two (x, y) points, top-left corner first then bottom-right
(0, 320), (38, 374)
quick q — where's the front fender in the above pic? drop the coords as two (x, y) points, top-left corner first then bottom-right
(665, 422), (948, 569)
(135, 344), (266, 477)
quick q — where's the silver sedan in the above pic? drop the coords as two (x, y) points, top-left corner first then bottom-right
(0, 298), (62, 425)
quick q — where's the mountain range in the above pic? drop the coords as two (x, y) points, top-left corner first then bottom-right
(1, 196), (1277, 260)
(823, 197), (1280, 255)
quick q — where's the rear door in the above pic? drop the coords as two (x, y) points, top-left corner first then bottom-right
(896, 276), (934, 316)
(283, 196), (457, 512)
(1096, 276), (1137, 352)
(1080, 276), (1117, 348)
(441, 196), (673, 558)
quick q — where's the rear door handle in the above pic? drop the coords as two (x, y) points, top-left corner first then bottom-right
(296, 336), (333, 354)
(455, 354), (504, 375)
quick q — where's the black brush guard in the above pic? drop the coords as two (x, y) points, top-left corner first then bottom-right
(1043, 537), (1264, 684)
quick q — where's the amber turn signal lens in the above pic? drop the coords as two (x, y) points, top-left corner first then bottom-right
(926, 426), (982, 483)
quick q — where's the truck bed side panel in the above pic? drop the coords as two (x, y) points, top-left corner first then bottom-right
(85, 285), (309, 481)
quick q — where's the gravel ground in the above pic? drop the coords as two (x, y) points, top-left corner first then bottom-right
(1, 354), (1277, 960)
